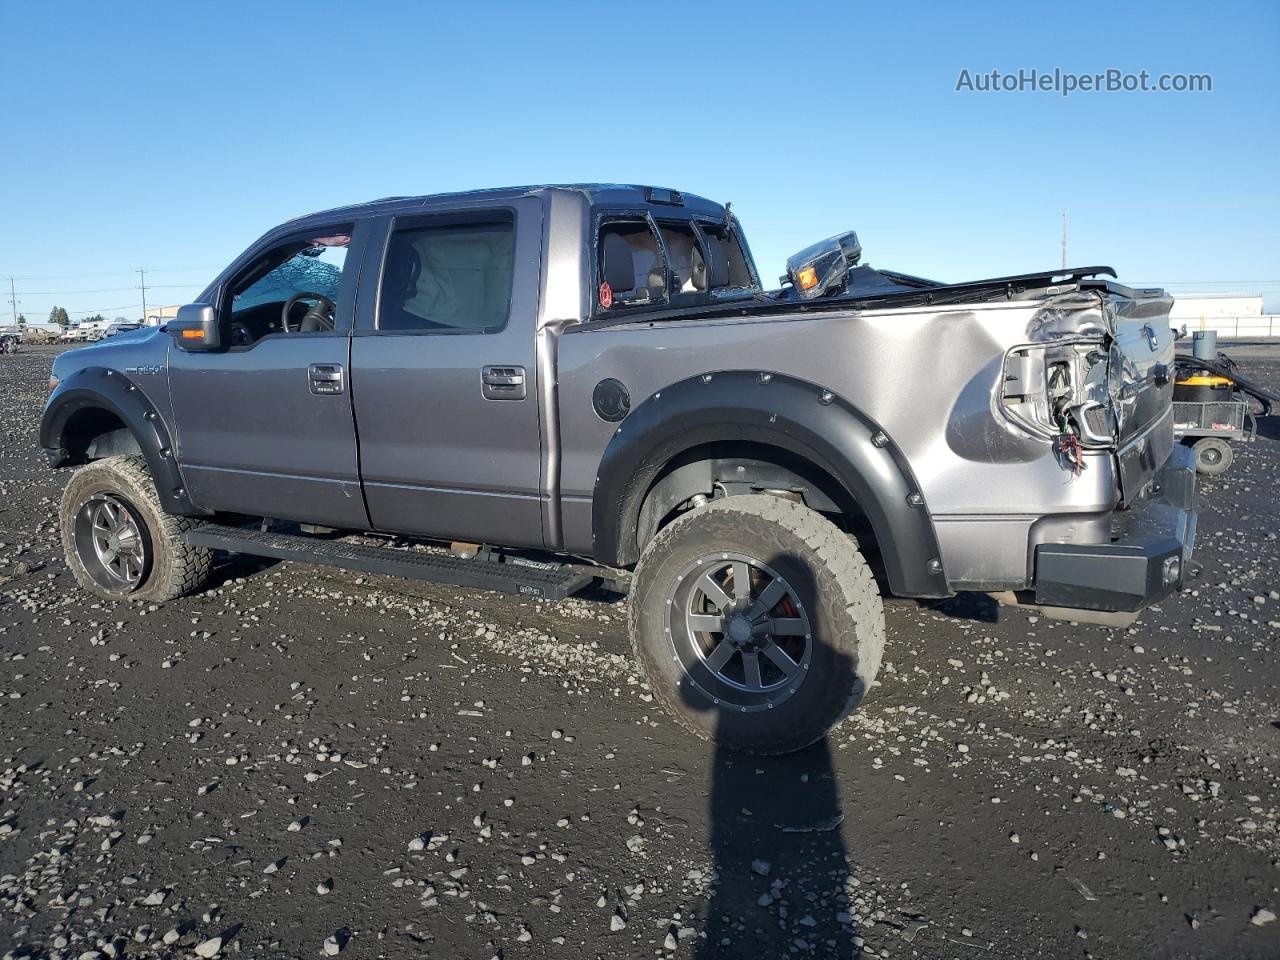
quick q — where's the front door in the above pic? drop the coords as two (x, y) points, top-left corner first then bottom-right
(350, 200), (545, 548)
(169, 219), (370, 529)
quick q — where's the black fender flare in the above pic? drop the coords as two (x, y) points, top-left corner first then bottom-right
(40, 366), (206, 517)
(591, 370), (949, 598)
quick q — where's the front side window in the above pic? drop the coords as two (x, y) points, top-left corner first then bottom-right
(378, 219), (515, 333)
(225, 228), (352, 344)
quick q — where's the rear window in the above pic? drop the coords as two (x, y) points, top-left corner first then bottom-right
(657, 222), (708, 293)
(378, 219), (515, 333)
(699, 222), (755, 289)
(598, 220), (665, 307)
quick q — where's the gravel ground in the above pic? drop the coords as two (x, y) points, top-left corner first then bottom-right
(1, 345), (1277, 960)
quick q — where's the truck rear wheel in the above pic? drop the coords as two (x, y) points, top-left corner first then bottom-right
(60, 456), (213, 603)
(1191, 436), (1233, 476)
(629, 495), (884, 755)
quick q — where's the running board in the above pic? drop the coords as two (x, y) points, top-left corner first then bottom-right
(183, 524), (596, 600)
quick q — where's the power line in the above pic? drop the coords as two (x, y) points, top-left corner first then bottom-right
(18, 283), (197, 295)
(3, 266), (221, 282)
(62, 304), (144, 317)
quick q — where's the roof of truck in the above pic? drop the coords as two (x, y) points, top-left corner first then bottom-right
(290, 184), (726, 227)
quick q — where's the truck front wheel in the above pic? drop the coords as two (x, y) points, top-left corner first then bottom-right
(60, 456), (213, 603)
(629, 495), (885, 755)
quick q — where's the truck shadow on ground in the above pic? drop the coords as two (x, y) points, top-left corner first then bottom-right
(208, 552), (279, 588)
(920, 590), (1001, 624)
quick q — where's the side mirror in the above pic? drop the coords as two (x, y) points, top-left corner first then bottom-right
(167, 303), (221, 351)
(601, 233), (637, 295)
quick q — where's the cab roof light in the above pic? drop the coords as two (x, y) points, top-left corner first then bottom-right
(644, 187), (684, 206)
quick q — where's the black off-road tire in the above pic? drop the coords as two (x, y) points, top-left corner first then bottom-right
(629, 495), (885, 755)
(1192, 436), (1233, 476)
(60, 456), (213, 603)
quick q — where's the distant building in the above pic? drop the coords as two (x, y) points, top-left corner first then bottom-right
(143, 305), (181, 326)
(1170, 292), (1275, 338)
(1169, 292), (1263, 323)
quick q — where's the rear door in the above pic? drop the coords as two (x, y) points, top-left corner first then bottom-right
(169, 220), (371, 528)
(350, 198), (545, 548)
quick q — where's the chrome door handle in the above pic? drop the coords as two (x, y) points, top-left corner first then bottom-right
(308, 363), (345, 395)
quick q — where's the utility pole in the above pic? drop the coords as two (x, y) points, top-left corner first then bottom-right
(137, 268), (148, 323)
(6, 277), (17, 325)
(1060, 209), (1068, 270)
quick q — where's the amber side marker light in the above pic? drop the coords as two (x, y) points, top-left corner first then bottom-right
(180, 329), (204, 340)
(48, 377), (59, 393)
(796, 266), (819, 291)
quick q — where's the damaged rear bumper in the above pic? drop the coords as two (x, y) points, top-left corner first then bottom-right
(1032, 445), (1197, 612)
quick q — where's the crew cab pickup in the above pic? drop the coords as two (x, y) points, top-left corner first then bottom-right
(41, 184), (1196, 754)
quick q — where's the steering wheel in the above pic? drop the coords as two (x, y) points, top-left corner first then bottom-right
(281, 291), (336, 332)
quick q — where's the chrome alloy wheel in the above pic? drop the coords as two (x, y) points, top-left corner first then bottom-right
(666, 553), (813, 712)
(74, 493), (149, 592)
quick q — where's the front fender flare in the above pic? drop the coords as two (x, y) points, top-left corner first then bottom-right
(591, 370), (948, 598)
(41, 366), (205, 517)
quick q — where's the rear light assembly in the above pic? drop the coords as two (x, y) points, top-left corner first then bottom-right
(1000, 339), (1115, 447)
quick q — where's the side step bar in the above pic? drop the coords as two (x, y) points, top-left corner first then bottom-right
(183, 524), (596, 600)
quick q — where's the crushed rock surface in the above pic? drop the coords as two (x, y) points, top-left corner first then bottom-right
(1, 345), (1277, 959)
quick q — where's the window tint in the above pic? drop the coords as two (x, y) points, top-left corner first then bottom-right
(657, 222), (707, 293)
(378, 220), (515, 333)
(699, 222), (756, 289)
(598, 221), (665, 307)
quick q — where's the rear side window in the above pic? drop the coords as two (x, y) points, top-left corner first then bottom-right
(378, 219), (515, 333)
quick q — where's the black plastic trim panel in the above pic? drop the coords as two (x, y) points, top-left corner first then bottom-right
(1034, 445), (1196, 612)
(40, 366), (205, 517)
(591, 370), (949, 598)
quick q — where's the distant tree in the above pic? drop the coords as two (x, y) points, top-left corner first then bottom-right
(17, 314), (27, 327)
(83, 314), (106, 325)
(49, 306), (70, 328)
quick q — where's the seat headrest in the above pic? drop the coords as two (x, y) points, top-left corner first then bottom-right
(602, 232), (636, 294)
(706, 245), (730, 288)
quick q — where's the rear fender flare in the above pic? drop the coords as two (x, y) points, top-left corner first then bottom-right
(40, 366), (205, 517)
(591, 370), (949, 598)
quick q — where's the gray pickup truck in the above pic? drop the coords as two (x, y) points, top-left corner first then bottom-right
(41, 184), (1196, 753)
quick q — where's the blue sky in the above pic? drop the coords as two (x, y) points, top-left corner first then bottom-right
(1, 0), (1276, 322)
